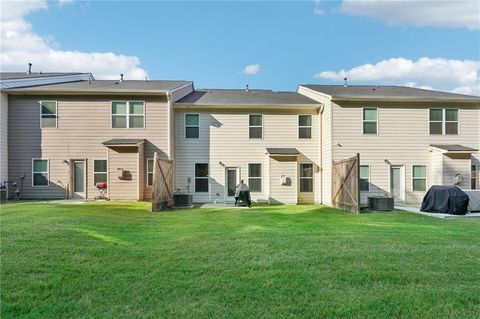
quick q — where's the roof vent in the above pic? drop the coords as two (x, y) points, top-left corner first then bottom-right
(120, 74), (124, 82)
(343, 77), (348, 87)
(246, 84), (249, 93)
(145, 76), (148, 82)
(27, 63), (32, 74)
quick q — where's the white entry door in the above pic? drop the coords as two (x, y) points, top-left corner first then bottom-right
(390, 165), (405, 205)
(72, 160), (86, 198)
(225, 168), (239, 202)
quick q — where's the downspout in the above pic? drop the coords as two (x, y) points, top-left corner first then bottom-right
(319, 104), (324, 204)
(166, 92), (172, 160)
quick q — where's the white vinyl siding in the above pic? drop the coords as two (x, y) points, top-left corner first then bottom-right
(111, 101), (145, 129)
(248, 163), (262, 192)
(298, 115), (312, 139)
(93, 160), (107, 185)
(185, 114), (199, 138)
(32, 159), (49, 187)
(249, 114), (263, 139)
(40, 101), (57, 128)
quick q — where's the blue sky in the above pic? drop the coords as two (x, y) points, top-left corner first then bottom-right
(1, 1), (479, 94)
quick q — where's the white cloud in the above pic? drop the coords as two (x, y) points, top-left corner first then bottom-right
(0, 0), (148, 79)
(315, 57), (480, 95)
(243, 64), (261, 75)
(339, 0), (480, 30)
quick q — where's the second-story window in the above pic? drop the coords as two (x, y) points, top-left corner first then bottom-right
(185, 114), (199, 138)
(249, 114), (263, 139)
(111, 101), (144, 129)
(363, 108), (377, 134)
(298, 115), (312, 139)
(429, 108), (458, 135)
(40, 101), (57, 128)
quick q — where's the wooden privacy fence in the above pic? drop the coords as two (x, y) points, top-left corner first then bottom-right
(332, 153), (360, 213)
(151, 152), (174, 211)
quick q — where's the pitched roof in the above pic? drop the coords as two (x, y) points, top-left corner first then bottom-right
(176, 89), (319, 106)
(266, 148), (300, 156)
(4, 80), (192, 94)
(0, 72), (87, 80)
(301, 85), (480, 102)
(430, 144), (478, 152)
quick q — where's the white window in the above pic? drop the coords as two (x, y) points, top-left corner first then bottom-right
(40, 101), (57, 128)
(185, 114), (199, 138)
(147, 158), (154, 186)
(363, 108), (377, 134)
(299, 163), (313, 193)
(429, 108), (458, 135)
(249, 114), (263, 139)
(360, 165), (370, 192)
(195, 163), (209, 193)
(248, 164), (262, 192)
(298, 115), (312, 139)
(111, 101), (144, 128)
(32, 159), (49, 187)
(412, 165), (427, 191)
(93, 160), (107, 185)
(472, 164), (478, 190)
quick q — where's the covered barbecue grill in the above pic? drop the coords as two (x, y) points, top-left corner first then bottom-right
(420, 185), (469, 215)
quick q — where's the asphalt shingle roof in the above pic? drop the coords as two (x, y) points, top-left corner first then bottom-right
(430, 144), (478, 152)
(0, 72), (86, 80)
(301, 85), (480, 102)
(4, 80), (192, 93)
(102, 139), (145, 146)
(266, 148), (300, 155)
(176, 89), (319, 105)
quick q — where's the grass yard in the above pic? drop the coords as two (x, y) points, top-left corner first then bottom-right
(1, 202), (479, 318)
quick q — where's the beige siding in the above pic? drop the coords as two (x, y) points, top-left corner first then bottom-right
(429, 150), (443, 185)
(330, 101), (480, 205)
(8, 95), (169, 200)
(269, 156), (297, 204)
(108, 147), (138, 200)
(1, 93), (7, 184)
(297, 86), (333, 205)
(175, 108), (320, 204)
(443, 153), (471, 188)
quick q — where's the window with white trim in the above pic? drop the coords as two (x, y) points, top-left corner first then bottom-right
(195, 163), (209, 193)
(429, 108), (458, 135)
(147, 158), (154, 186)
(363, 108), (377, 134)
(248, 164), (262, 192)
(32, 159), (49, 187)
(299, 163), (313, 192)
(249, 114), (263, 139)
(298, 115), (312, 139)
(93, 160), (107, 185)
(412, 165), (426, 191)
(185, 114), (199, 138)
(111, 101), (144, 128)
(360, 165), (370, 192)
(40, 101), (57, 128)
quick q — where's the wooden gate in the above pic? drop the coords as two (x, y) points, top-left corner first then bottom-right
(151, 152), (174, 211)
(332, 153), (360, 213)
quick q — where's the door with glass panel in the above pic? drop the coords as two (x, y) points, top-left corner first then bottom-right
(390, 165), (404, 204)
(226, 168), (239, 202)
(72, 161), (86, 198)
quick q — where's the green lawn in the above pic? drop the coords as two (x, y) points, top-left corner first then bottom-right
(1, 202), (479, 318)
